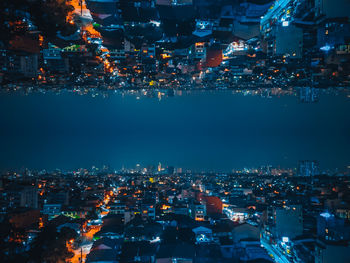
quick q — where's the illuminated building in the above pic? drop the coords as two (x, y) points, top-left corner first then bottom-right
(141, 204), (156, 220)
(270, 205), (303, 240)
(260, 0), (307, 58)
(262, 23), (303, 58)
(190, 201), (206, 221)
(317, 212), (350, 241)
(192, 42), (207, 60)
(223, 206), (248, 223)
(316, 212), (350, 263)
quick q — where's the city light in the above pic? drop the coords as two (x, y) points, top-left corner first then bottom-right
(1, 0), (350, 262)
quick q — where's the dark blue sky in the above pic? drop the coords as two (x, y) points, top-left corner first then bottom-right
(0, 91), (349, 172)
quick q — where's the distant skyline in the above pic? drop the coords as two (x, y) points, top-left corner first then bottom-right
(0, 91), (349, 172)
(0, 162), (327, 175)
(0, 159), (345, 174)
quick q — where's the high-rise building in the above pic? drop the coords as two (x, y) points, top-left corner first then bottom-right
(270, 205), (303, 239)
(299, 87), (320, 103)
(315, 212), (350, 263)
(317, 212), (350, 242)
(298, 160), (319, 177)
(20, 186), (38, 209)
(260, 0), (317, 59)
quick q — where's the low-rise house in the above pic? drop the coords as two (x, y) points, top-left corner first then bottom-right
(156, 243), (195, 263)
(232, 223), (259, 244)
(192, 226), (212, 243)
(86, 249), (119, 263)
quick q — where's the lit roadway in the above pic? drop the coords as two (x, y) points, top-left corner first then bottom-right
(69, 0), (92, 21)
(261, 239), (291, 263)
(68, 0), (118, 74)
(68, 0), (101, 38)
(68, 225), (101, 263)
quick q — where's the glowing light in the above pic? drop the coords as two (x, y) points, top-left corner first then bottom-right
(320, 45), (332, 52)
(150, 20), (161, 27)
(150, 236), (161, 243)
(161, 204), (171, 210)
(282, 237), (289, 243)
(223, 41), (247, 56)
(161, 53), (171, 59)
(320, 212), (333, 218)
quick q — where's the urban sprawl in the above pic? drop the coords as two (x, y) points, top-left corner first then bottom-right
(1, 0), (350, 263)
(0, 0), (350, 102)
(1, 162), (350, 262)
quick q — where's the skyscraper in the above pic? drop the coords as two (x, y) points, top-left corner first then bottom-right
(298, 160), (319, 177)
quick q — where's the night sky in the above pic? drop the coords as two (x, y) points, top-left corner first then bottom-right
(0, 91), (349, 172)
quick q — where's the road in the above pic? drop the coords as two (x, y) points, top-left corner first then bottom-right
(67, 225), (101, 263)
(261, 239), (291, 263)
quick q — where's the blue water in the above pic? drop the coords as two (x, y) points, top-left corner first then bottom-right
(0, 91), (349, 172)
